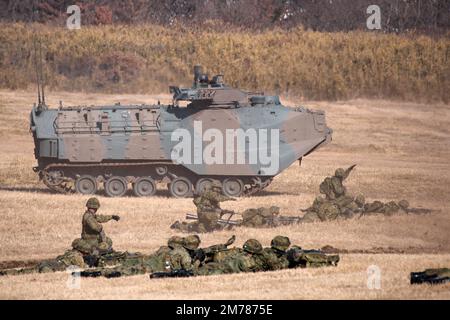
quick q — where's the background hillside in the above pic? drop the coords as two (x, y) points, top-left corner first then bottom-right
(1, 0), (449, 33)
(1, 23), (448, 102)
(0, 1), (448, 102)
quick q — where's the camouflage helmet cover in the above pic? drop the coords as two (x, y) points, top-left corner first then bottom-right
(398, 199), (409, 210)
(183, 235), (201, 250)
(355, 194), (366, 207)
(204, 180), (222, 192)
(269, 206), (280, 215)
(243, 239), (263, 254)
(209, 180), (222, 191)
(167, 236), (184, 249)
(271, 236), (291, 252)
(86, 197), (100, 209)
(334, 168), (345, 178)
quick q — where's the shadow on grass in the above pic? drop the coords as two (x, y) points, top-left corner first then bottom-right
(0, 185), (55, 194)
(0, 185), (297, 198)
(246, 190), (298, 197)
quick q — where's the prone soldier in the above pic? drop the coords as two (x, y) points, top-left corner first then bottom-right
(262, 236), (291, 270)
(287, 246), (340, 268)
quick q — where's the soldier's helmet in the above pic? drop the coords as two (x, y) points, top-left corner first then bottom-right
(243, 239), (263, 254)
(398, 199), (409, 210)
(355, 194), (366, 208)
(183, 235), (201, 250)
(271, 236), (291, 252)
(335, 168), (345, 178)
(167, 236), (184, 249)
(209, 180), (222, 192)
(269, 206), (280, 215)
(86, 197), (100, 209)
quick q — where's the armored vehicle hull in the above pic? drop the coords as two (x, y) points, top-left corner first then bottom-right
(30, 67), (332, 197)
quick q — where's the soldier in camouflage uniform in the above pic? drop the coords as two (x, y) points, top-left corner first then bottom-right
(314, 165), (360, 221)
(71, 197), (120, 255)
(192, 237), (340, 277)
(191, 235), (236, 265)
(194, 181), (236, 231)
(241, 206), (280, 227)
(287, 246), (340, 268)
(171, 204), (303, 232)
(301, 166), (426, 222)
(79, 235), (185, 278)
(301, 165), (365, 222)
(195, 239), (265, 276)
(262, 236), (291, 270)
(0, 198), (123, 276)
(171, 181), (236, 233)
(79, 235), (235, 278)
(0, 249), (86, 276)
(362, 199), (409, 216)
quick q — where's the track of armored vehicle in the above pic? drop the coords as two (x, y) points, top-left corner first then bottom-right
(30, 66), (332, 198)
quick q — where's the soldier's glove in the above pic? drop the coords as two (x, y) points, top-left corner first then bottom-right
(112, 215), (120, 221)
(193, 249), (206, 263)
(84, 254), (100, 267)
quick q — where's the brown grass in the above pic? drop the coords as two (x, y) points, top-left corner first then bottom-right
(0, 23), (449, 102)
(0, 90), (449, 299)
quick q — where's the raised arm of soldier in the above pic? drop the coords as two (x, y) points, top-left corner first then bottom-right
(342, 164), (356, 181)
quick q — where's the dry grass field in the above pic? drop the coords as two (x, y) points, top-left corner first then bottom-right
(0, 90), (449, 299)
(1, 23), (449, 102)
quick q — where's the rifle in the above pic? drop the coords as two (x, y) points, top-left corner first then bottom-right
(79, 270), (103, 278)
(406, 208), (433, 215)
(410, 270), (450, 285)
(343, 164), (357, 180)
(185, 213), (242, 226)
(263, 215), (302, 226)
(150, 269), (194, 279)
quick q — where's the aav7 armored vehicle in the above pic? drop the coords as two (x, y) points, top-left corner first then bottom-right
(30, 66), (332, 197)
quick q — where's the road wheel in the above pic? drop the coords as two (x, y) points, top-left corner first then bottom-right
(75, 175), (98, 195)
(44, 170), (65, 186)
(169, 177), (192, 198)
(132, 177), (156, 197)
(105, 176), (128, 197)
(195, 178), (214, 194)
(222, 178), (244, 197)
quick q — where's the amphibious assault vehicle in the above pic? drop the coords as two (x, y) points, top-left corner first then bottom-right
(30, 66), (332, 197)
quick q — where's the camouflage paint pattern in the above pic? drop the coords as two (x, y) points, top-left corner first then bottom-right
(30, 66), (332, 197)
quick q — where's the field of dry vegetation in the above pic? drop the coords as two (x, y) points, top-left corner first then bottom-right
(0, 23), (449, 102)
(0, 90), (449, 299)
